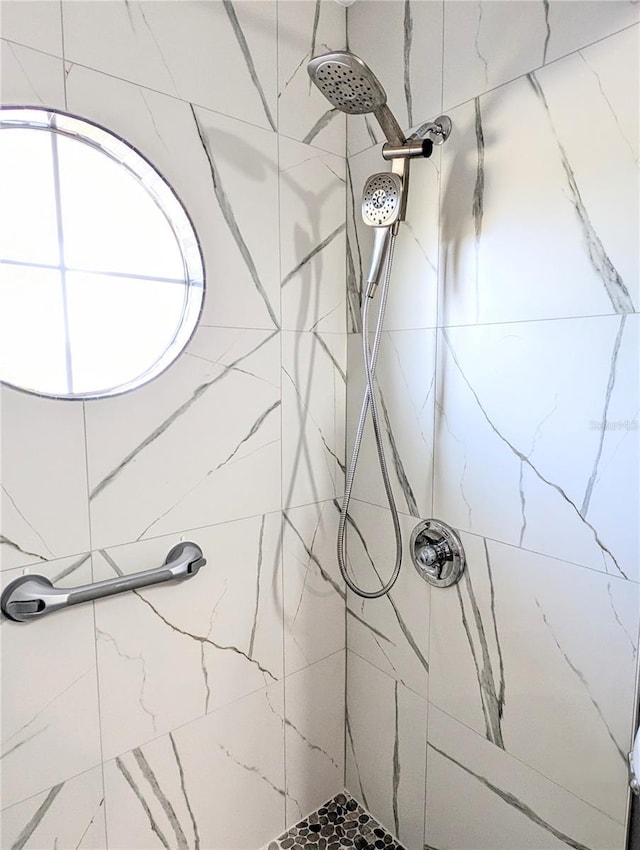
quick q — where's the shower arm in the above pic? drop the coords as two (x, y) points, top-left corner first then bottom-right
(373, 104), (406, 147)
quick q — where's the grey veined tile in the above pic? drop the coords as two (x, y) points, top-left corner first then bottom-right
(345, 501), (430, 700)
(85, 326), (281, 550)
(284, 652), (345, 824)
(279, 135), (346, 334)
(62, 1), (278, 132)
(282, 331), (345, 509)
(282, 501), (345, 676)
(434, 316), (639, 581)
(103, 682), (286, 850)
(0, 766), (106, 850)
(277, 0), (346, 156)
(1, 1), (64, 57)
(0, 557), (101, 809)
(441, 0), (639, 111)
(346, 651), (427, 849)
(425, 704), (627, 850)
(439, 27), (638, 327)
(92, 515), (284, 761)
(0, 386), (90, 572)
(429, 533), (639, 825)
(0, 39), (66, 108)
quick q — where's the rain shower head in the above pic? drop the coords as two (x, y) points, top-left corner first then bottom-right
(307, 51), (405, 146)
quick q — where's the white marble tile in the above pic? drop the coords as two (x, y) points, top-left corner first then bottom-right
(85, 326), (280, 550)
(347, 0), (444, 157)
(1, 1), (63, 57)
(434, 316), (639, 580)
(282, 501), (345, 676)
(92, 515), (283, 761)
(284, 651), (345, 824)
(62, 0), (278, 132)
(0, 766), (106, 849)
(347, 328), (436, 520)
(0, 387), (90, 571)
(426, 704), (627, 850)
(442, 0), (639, 111)
(65, 65), (281, 331)
(439, 28), (639, 327)
(344, 501), (430, 699)
(282, 331), (344, 509)
(346, 651), (427, 849)
(347, 142), (440, 333)
(277, 0), (346, 156)
(545, 2), (639, 66)
(103, 682), (286, 850)
(0, 38), (65, 107)
(429, 534), (639, 824)
(0, 556), (101, 808)
(279, 135), (346, 333)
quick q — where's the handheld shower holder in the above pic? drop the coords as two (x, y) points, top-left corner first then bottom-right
(381, 115), (452, 161)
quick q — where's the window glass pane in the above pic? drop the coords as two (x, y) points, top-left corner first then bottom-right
(0, 108), (205, 399)
(0, 264), (69, 394)
(57, 135), (185, 280)
(0, 129), (60, 265)
(65, 271), (187, 395)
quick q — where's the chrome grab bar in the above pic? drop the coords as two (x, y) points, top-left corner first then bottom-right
(1, 542), (206, 623)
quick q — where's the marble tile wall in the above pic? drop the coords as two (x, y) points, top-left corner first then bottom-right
(344, 3), (639, 849)
(0, 1), (347, 847)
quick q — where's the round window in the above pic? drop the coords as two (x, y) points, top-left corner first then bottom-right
(0, 107), (205, 399)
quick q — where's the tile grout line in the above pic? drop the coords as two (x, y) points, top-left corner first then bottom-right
(275, 0), (289, 837)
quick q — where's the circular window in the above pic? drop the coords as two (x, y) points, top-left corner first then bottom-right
(0, 107), (205, 399)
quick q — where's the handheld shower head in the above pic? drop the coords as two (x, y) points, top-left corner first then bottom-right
(307, 51), (405, 146)
(362, 173), (402, 228)
(361, 172), (404, 293)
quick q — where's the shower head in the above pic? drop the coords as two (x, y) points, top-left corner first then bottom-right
(307, 51), (405, 146)
(361, 172), (404, 292)
(362, 172), (403, 228)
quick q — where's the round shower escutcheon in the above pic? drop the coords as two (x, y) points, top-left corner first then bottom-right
(410, 519), (466, 587)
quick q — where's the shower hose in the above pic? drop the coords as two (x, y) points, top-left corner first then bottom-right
(337, 232), (402, 599)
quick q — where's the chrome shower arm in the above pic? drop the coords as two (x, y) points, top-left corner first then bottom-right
(373, 104), (406, 147)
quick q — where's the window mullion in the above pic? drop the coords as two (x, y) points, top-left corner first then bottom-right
(50, 131), (74, 395)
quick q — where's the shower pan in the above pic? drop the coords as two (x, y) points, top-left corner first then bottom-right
(308, 51), (464, 599)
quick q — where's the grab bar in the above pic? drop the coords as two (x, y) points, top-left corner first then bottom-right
(1, 541), (206, 623)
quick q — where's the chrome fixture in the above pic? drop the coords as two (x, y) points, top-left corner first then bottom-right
(361, 172), (404, 291)
(307, 51), (405, 146)
(1, 542), (205, 623)
(309, 49), (453, 599)
(382, 116), (453, 160)
(410, 520), (466, 588)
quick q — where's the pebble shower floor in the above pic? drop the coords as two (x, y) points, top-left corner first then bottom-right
(267, 792), (407, 850)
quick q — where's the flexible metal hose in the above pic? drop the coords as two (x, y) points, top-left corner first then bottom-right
(337, 232), (402, 598)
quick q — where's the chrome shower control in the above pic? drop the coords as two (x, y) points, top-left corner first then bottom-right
(410, 519), (465, 587)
